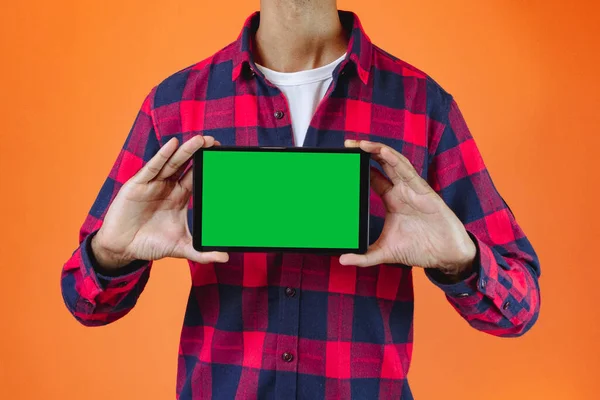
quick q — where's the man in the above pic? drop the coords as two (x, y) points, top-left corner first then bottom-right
(60, 1), (541, 399)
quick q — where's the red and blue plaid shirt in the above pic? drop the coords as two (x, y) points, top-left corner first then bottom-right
(61, 11), (541, 400)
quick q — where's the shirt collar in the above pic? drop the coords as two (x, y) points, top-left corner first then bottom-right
(231, 10), (373, 85)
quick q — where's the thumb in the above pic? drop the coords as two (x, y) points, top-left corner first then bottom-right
(180, 244), (229, 264)
(339, 242), (388, 267)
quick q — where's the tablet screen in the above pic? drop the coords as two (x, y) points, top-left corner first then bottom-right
(193, 147), (369, 254)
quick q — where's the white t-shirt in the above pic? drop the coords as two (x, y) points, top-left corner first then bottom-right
(256, 53), (346, 147)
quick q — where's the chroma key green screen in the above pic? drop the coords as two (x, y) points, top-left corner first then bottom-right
(198, 149), (362, 249)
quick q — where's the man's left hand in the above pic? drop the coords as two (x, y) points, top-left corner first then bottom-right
(340, 140), (476, 277)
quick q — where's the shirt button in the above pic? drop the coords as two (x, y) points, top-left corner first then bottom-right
(480, 279), (486, 289)
(285, 287), (296, 297)
(243, 68), (255, 79)
(456, 292), (469, 298)
(282, 352), (294, 362)
(274, 110), (284, 119)
(503, 301), (510, 310)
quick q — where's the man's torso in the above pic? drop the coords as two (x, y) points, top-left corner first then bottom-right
(149, 11), (448, 400)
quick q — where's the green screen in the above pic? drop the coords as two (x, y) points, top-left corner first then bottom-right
(201, 150), (360, 248)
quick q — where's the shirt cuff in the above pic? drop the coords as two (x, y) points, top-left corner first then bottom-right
(81, 230), (150, 292)
(425, 231), (492, 300)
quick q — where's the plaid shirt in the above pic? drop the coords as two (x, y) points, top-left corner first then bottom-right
(61, 11), (541, 400)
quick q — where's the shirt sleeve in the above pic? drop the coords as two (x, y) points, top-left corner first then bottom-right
(60, 87), (160, 327)
(424, 81), (541, 337)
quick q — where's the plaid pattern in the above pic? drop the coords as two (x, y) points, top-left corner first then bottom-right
(60, 11), (541, 399)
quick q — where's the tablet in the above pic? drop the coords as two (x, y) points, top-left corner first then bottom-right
(192, 146), (370, 254)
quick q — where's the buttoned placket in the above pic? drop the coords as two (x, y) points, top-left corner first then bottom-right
(274, 253), (303, 399)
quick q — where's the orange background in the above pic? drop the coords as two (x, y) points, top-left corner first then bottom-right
(1, 0), (598, 399)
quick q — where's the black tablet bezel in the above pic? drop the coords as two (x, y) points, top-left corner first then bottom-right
(192, 146), (370, 255)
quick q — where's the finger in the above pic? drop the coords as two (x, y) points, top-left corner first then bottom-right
(345, 138), (394, 177)
(345, 140), (391, 168)
(349, 140), (421, 188)
(345, 139), (399, 168)
(344, 139), (362, 148)
(345, 139), (410, 166)
(344, 139), (386, 154)
(156, 135), (211, 180)
(202, 136), (216, 147)
(378, 146), (428, 193)
(370, 166), (393, 197)
(132, 137), (179, 183)
(339, 242), (388, 267)
(170, 136), (218, 181)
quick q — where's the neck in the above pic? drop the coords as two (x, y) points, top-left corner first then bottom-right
(255, 0), (348, 72)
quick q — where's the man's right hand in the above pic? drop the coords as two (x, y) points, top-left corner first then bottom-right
(91, 135), (229, 271)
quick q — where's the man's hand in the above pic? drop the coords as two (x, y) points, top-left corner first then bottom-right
(91, 135), (229, 270)
(340, 140), (476, 276)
